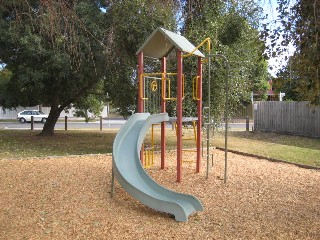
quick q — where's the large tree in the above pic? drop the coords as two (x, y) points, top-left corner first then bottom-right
(267, 0), (320, 105)
(0, 0), (107, 135)
(103, 0), (179, 116)
(1, 0), (270, 133)
(180, 0), (269, 121)
(0, 68), (12, 111)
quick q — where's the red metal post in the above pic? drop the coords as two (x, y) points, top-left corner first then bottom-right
(161, 57), (166, 169)
(138, 52), (144, 113)
(196, 56), (203, 173)
(176, 51), (183, 182)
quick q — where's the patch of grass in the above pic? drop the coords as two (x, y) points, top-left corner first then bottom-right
(1, 129), (319, 168)
(213, 131), (320, 167)
(145, 128), (320, 167)
(0, 130), (116, 159)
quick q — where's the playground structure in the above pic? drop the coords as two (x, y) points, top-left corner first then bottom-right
(137, 27), (205, 182)
(111, 27), (229, 221)
(136, 27), (229, 182)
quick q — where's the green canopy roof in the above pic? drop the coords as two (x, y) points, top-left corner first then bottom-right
(136, 27), (204, 59)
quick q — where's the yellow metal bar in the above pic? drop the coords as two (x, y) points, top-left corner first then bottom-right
(182, 38), (211, 58)
(143, 149), (154, 168)
(182, 137), (194, 140)
(182, 137), (196, 140)
(162, 77), (177, 100)
(166, 73), (178, 76)
(151, 148), (154, 165)
(143, 123), (161, 168)
(182, 74), (185, 99)
(140, 73), (161, 100)
(192, 76), (200, 100)
(142, 72), (165, 77)
(140, 74), (148, 100)
(161, 73), (166, 100)
(182, 149), (197, 152)
(141, 72), (177, 101)
(162, 74), (178, 101)
(142, 73), (177, 77)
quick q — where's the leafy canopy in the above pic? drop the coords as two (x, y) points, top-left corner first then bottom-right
(180, 0), (269, 120)
(0, 0), (270, 134)
(0, 0), (108, 135)
(103, 0), (179, 117)
(264, 0), (320, 105)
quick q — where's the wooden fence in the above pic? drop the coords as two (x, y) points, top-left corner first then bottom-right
(254, 101), (320, 138)
(233, 104), (253, 118)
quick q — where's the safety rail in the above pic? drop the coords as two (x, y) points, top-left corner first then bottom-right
(192, 76), (200, 100)
(139, 72), (185, 101)
(182, 38), (211, 58)
(140, 73), (163, 100)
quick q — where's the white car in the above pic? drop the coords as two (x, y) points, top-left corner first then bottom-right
(17, 110), (48, 123)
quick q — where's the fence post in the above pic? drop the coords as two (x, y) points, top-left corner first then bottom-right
(31, 116), (34, 130)
(246, 116), (249, 132)
(65, 116), (68, 131)
(253, 102), (257, 132)
(100, 116), (103, 131)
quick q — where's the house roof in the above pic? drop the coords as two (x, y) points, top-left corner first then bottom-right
(136, 27), (205, 59)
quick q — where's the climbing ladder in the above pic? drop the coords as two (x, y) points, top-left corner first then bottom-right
(143, 123), (160, 168)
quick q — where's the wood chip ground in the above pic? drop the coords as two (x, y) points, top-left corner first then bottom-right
(0, 150), (319, 239)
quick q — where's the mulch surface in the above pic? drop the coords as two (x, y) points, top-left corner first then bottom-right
(0, 150), (319, 239)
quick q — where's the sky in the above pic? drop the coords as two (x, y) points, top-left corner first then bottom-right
(261, 0), (296, 77)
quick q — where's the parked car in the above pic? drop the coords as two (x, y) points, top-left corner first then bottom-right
(17, 110), (48, 123)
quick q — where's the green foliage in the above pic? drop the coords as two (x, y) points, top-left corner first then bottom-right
(72, 80), (105, 122)
(0, 0), (108, 135)
(103, 0), (179, 114)
(265, 0), (320, 105)
(73, 95), (105, 123)
(0, 68), (12, 107)
(181, 0), (268, 122)
(0, 0), (270, 135)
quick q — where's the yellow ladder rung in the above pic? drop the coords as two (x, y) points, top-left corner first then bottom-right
(182, 149), (197, 152)
(182, 137), (196, 141)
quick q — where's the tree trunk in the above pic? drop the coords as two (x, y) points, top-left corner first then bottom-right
(38, 106), (62, 136)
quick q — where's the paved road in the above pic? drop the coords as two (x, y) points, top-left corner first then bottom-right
(0, 119), (126, 130)
(0, 119), (253, 131)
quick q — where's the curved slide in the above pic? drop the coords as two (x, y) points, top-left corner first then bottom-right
(112, 113), (203, 222)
